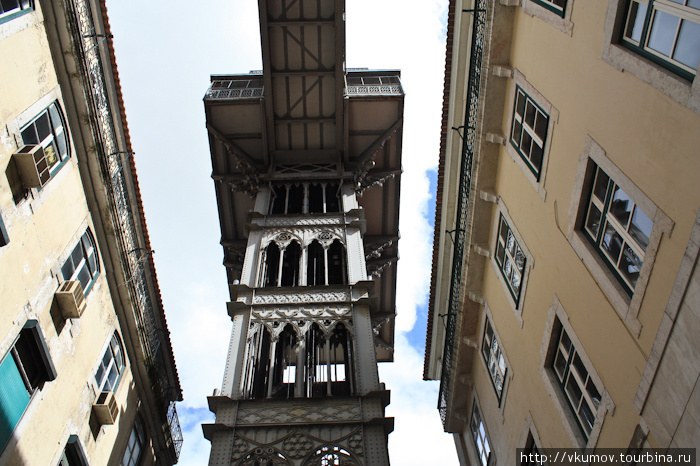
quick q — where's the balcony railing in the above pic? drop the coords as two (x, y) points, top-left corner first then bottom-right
(206, 78), (264, 100)
(65, 0), (182, 460)
(204, 75), (403, 101)
(346, 75), (403, 96)
(438, 0), (487, 429)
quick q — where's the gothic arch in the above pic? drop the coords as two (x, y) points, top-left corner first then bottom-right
(238, 447), (292, 466)
(303, 445), (359, 466)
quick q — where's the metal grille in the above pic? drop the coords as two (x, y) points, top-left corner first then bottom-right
(438, 0), (487, 428)
(346, 85), (403, 96)
(206, 79), (264, 100)
(64, 0), (181, 459)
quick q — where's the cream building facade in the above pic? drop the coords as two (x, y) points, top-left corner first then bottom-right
(424, 0), (700, 463)
(0, 1), (182, 464)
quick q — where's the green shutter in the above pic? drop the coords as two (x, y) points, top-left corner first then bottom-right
(0, 354), (30, 451)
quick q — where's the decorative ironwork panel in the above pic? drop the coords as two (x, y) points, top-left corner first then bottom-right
(206, 79), (265, 100)
(64, 0), (181, 459)
(438, 0), (487, 428)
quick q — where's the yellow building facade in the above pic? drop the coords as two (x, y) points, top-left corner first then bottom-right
(0, 1), (181, 464)
(425, 0), (700, 463)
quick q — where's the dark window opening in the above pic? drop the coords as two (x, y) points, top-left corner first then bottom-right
(270, 185), (287, 214)
(0, 321), (56, 451)
(326, 183), (341, 212)
(308, 183), (324, 213)
(287, 184), (304, 214)
(307, 240), (326, 286)
(328, 240), (347, 285)
(280, 241), (301, 286)
(263, 242), (280, 287)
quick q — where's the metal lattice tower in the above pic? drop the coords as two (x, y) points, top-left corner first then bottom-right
(203, 1), (404, 464)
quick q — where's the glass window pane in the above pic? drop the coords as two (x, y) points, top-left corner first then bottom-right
(516, 90), (526, 117)
(496, 241), (505, 265)
(673, 19), (700, 69)
(21, 126), (38, 145)
(619, 244), (642, 288)
(585, 204), (603, 238)
(630, 206), (652, 250)
(566, 376), (583, 406)
(530, 144), (543, 171)
(601, 223), (623, 263)
(534, 112), (548, 141)
(507, 232), (515, 255)
(625, 2), (648, 43)
(573, 354), (588, 381)
(515, 247), (526, 272)
(648, 9), (680, 58)
(610, 186), (633, 227)
(512, 120), (523, 146)
(586, 379), (602, 408)
(554, 350), (567, 380)
(593, 168), (610, 202)
(560, 329), (571, 355)
(579, 399), (595, 433)
(689, 0), (700, 9)
(35, 113), (51, 142)
(525, 101), (537, 127)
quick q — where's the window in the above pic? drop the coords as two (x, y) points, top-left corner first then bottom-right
(582, 162), (652, 295)
(481, 319), (508, 403)
(61, 230), (99, 295)
(622, 0), (700, 80)
(470, 403), (492, 466)
(520, 431), (545, 465)
(58, 436), (88, 466)
(566, 137), (672, 333)
(0, 321), (56, 451)
(122, 415), (145, 466)
(495, 214), (527, 305)
(20, 101), (70, 181)
(505, 71), (558, 199)
(552, 326), (602, 440)
(269, 182), (342, 214)
(540, 297), (614, 448)
(0, 0), (33, 23)
(532, 0), (567, 17)
(510, 87), (549, 180)
(95, 333), (125, 393)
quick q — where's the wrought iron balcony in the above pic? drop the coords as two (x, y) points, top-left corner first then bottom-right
(206, 77), (264, 100)
(346, 75), (403, 96)
(65, 0), (182, 460)
(438, 0), (486, 429)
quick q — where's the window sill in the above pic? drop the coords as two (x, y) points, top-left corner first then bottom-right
(522, 0), (574, 36)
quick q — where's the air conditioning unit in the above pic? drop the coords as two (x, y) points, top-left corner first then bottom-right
(93, 391), (118, 425)
(55, 280), (86, 319)
(13, 145), (50, 188)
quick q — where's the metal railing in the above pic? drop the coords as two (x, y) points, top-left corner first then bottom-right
(206, 78), (264, 100)
(346, 75), (403, 96)
(64, 0), (182, 460)
(438, 0), (487, 428)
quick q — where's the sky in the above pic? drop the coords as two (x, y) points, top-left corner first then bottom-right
(105, 1), (458, 464)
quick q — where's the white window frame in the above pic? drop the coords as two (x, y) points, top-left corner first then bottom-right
(94, 332), (125, 394)
(61, 229), (99, 296)
(539, 296), (615, 448)
(602, 0), (700, 114)
(490, 201), (534, 325)
(565, 136), (673, 335)
(121, 415), (146, 466)
(522, 0), (575, 35)
(479, 305), (511, 410)
(505, 70), (559, 201)
(470, 399), (493, 466)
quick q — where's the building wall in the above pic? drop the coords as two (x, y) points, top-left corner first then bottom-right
(0, 3), (167, 465)
(428, 0), (700, 463)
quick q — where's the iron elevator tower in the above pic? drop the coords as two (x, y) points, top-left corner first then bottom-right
(202, 1), (404, 464)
